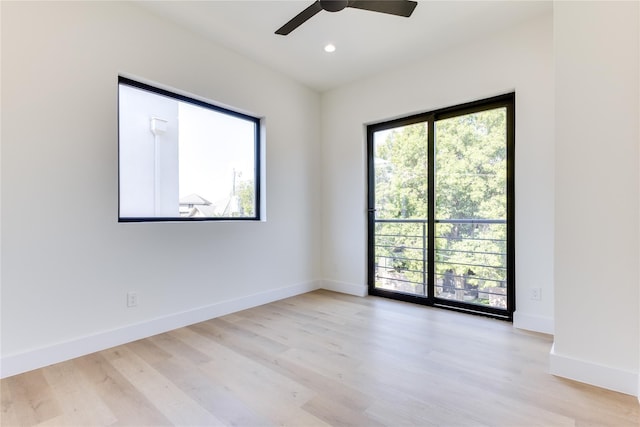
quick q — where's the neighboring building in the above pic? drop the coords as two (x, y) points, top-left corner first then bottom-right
(179, 193), (240, 217)
(179, 193), (212, 217)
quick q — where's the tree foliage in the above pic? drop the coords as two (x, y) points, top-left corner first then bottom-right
(237, 179), (255, 216)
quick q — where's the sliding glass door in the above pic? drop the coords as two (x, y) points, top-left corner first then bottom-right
(368, 94), (514, 319)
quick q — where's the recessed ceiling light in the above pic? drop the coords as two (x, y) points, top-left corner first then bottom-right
(324, 43), (336, 53)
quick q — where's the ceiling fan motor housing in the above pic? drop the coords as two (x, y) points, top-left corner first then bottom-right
(320, 0), (349, 12)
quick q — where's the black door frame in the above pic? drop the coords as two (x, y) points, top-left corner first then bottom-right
(367, 93), (515, 320)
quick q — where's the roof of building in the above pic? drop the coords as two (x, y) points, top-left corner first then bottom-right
(179, 193), (212, 206)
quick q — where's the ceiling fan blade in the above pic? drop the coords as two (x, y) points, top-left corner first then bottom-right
(348, 0), (417, 17)
(275, 1), (323, 35)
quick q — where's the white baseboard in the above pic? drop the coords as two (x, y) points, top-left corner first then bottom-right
(513, 311), (554, 335)
(321, 279), (368, 297)
(0, 280), (321, 379)
(550, 344), (639, 397)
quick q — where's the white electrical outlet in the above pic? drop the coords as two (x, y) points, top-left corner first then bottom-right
(529, 287), (542, 301)
(127, 292), (138, 307)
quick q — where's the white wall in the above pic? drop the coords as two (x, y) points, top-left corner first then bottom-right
(320, 15), (555, 333)
(551, 0), (639, 396)
(1, 1), (322, 376)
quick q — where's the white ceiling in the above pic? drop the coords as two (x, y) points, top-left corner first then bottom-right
(135, 1), (552, 92)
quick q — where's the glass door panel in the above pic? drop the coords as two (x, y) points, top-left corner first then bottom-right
(371, 122), (429, 297)
(434, 108), (508, 309)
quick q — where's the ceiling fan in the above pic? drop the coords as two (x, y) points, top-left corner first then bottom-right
(275, 0), (418, 36)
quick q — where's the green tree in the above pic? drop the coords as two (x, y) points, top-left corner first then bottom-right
(375, 122), (428, 219)
(236, 179), (255, 216)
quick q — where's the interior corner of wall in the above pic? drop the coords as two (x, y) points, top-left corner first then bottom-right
(513, 311), (554, 335)
(321, 279), (367, 297)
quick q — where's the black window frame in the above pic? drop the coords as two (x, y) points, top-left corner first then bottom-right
(118, 76), (261, 223)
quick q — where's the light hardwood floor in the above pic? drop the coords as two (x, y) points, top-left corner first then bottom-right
(2, 290), (639, 426)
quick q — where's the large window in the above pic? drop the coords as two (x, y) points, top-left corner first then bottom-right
(118, 77), (261, 222)
(368, 94), (515, 320)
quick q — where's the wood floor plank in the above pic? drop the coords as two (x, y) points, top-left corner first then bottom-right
(1, 377), (21, 426)
(73, 352), (173, 426)
(125, 338), (172, 366)
(188, 318), (290, 368)
(151, 355), (271, 426)
(172, 325), (331, 427)
(365, 395), (490, 427)
(270, 354), (374, 413)
(105, 345), (226, 426)
(196, 358), (329, 427)
(1, 290), (638, 426)
(148, 332), (212, 365)
(2, 370), (60, 426)
(169, 327), (317, 408)
(41, 360), (117, 426)
(302, 394), (387, 427)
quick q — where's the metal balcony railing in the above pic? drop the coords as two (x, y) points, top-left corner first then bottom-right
(373, 218), (507, 309)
